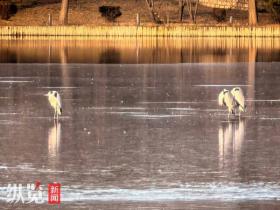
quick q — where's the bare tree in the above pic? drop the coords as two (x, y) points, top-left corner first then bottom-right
(187, 0), (199, 23)
(145, 0), (162, 24)
(179, 0), (198, 23)
(59, 0), (69, 25)
(248, 0), (257, 25)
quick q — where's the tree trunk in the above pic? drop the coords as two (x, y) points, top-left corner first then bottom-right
(145, 0), (162, 24)
(193, 0), (198, 22)
(248, 0), (257, 26)
(186, 0), (193, 21)
(179, 0), (185, 22)
(185, 0), (198, 23)
(59, 0), (69, 25)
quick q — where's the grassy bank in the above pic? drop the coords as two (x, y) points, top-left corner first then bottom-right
(0, 25), (280, 37)
(0, 0), (276, 27)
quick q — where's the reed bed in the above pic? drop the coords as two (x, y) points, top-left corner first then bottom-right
(0, 26), (280, 37)
(1, 37), (279, 50)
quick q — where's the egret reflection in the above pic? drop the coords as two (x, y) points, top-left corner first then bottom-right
(48, 122), (61, 159)
(218, 120), (245, 170)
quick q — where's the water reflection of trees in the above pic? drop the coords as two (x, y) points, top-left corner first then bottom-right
(248, 39), (257, 111)
(0, 37), (278, 63)
(99, 48), (121, 63)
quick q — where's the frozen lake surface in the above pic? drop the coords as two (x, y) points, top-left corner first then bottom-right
(0, 63), (280, 209)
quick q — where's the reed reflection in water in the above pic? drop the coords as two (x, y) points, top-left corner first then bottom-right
(0, 37), (279, 63)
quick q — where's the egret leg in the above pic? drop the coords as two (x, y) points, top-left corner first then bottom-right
(53, 110), (56, 119)
(55, 108), (58, 120)
(227, 107), (232, 121)
(56, 107), (58, 119)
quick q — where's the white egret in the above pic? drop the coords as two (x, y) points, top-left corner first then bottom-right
(218, 89), (237, 118)
(231, 87), (246, 116)
(45, 91), (62, 119)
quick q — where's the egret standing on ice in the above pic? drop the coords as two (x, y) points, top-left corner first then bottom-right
(231, 87), (246, 116)
(218, 89), (237, 118)
(45, 91), (62, 119)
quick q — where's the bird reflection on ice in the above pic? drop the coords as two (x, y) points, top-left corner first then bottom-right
(48, 122), (61, 159)
(218, 120), (245, 170)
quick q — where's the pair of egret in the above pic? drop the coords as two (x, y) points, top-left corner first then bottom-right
(218, 87), (246, 118)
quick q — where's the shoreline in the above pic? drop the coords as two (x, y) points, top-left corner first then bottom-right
(0, 25), (280, 37)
